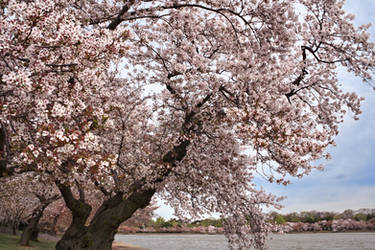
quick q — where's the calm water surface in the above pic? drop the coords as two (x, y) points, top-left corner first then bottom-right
(115, 232), (375, 250)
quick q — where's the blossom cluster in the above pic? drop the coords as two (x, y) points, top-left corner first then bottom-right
(1, 0), (375, 248)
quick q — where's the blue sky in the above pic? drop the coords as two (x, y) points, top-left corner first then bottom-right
(271, 0), (375, 213)
(156, 0), (375, 218)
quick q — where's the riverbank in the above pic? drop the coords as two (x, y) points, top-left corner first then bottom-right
(118, 218), (375, 234)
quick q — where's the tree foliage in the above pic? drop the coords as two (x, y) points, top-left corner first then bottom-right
(0, 173), (59, 240)
(1, 0), (375, 249)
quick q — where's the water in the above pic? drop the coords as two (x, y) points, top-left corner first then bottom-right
(115, 232), (375, 250)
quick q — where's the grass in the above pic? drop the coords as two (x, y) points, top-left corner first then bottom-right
(0, 233), (56, 250)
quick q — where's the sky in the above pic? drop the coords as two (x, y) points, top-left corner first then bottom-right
(155, 0), (375, 219)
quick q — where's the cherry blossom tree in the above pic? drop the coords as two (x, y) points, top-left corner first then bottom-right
(19, 183), (60, 246)
(1, 0), (375, 249)
(0, 173), (59, 244)
(0, 176), (31, 235)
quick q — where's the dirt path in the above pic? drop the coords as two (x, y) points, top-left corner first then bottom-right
(112, 242), (149, 250)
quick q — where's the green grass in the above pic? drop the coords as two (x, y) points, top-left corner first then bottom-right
(0, 233), (56, 250)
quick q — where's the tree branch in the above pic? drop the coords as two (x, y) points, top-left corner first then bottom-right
(75, 180), (86, 202)
(107, 0), (136, 30)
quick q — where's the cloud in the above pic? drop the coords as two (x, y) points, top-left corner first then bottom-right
(278, 185), (375, 213)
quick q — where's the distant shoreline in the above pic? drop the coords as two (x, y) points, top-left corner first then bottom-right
(118, 218), (375, 234)
(117, 230), (375, 235)
(115, 232), (375, 250)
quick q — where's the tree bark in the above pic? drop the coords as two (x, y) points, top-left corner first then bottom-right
(12, 223), (17, 235)
(0, 123), (9, 178)
(55, 182), (92, 250)
(55, 187), (155, 250)
(31, 227), (39, 241)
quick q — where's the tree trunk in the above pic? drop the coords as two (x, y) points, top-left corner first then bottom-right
(19, 193), (60, 246)
(31, 227), (39, 241)
(19, 210), (43, 246)
(56, 223), (116, 250)
(0, 122), (11, 178)
(12, 223), (17, 235)
(55, 188), (155, 250)
(54, 180), (93, 250)
(54, 200), (92, 249)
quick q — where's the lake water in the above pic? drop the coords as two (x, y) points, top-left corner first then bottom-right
(115, 232), (375, 250)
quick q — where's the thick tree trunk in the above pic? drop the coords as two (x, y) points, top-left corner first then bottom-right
(55, 188), (155, 250)
(56, 223), (116, 250)
(54, 187), (92, 250)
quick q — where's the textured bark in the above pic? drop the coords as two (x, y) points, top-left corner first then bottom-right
(55, 182), (92, 250)
(55, 188), (155, 250)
